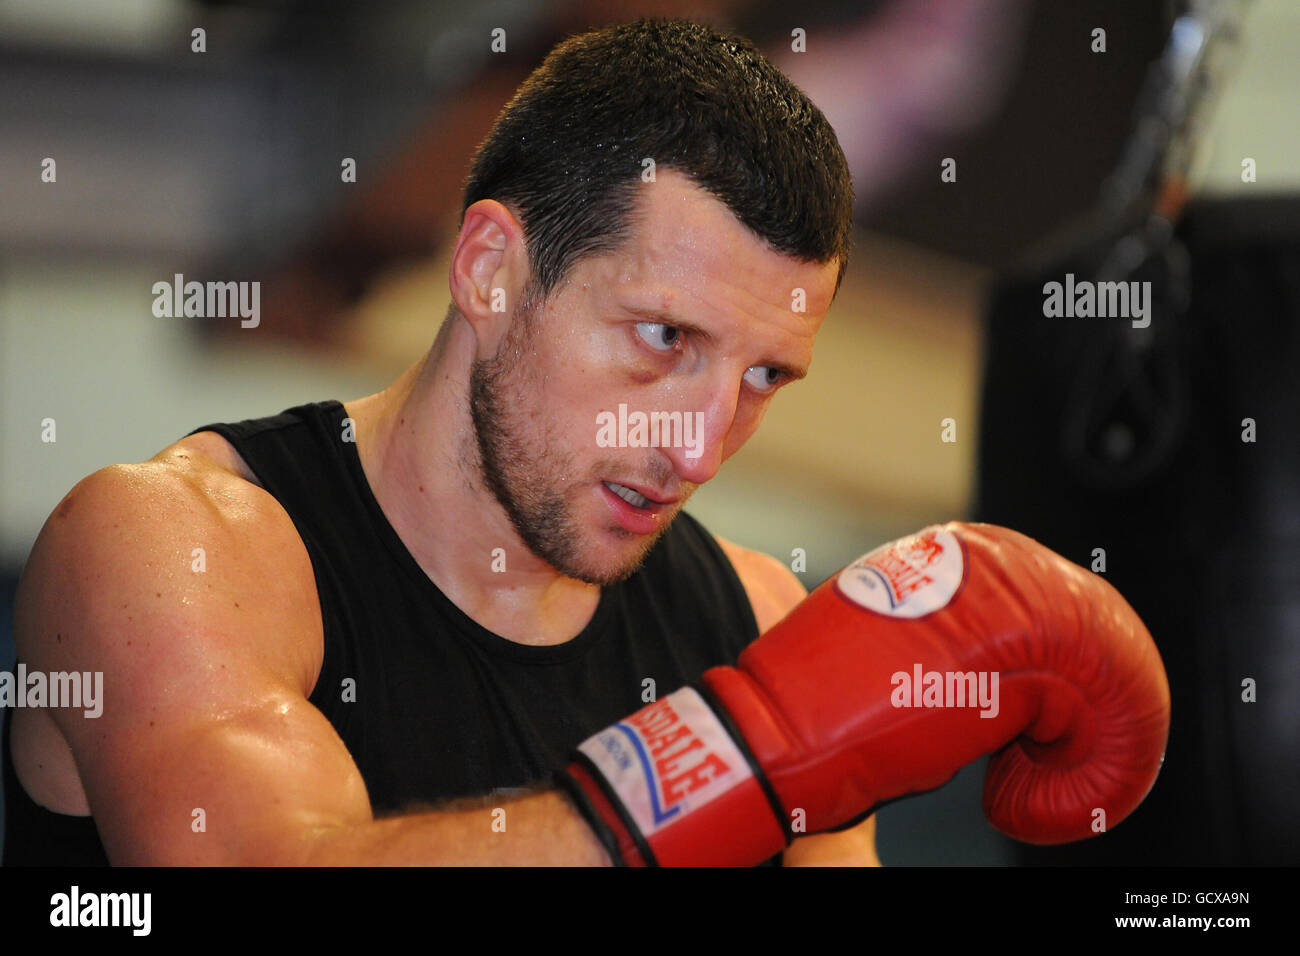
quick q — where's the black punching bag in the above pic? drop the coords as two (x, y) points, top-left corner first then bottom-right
(975, 195), (1300, 865)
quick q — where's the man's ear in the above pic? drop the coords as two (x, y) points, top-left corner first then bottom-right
(448, 199), (532, 359)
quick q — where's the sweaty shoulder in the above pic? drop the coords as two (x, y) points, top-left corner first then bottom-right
(11, 432), (324, 817)
(17, 431), (322, 693)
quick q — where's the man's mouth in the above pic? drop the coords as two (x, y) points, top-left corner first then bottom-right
(603, 480), (656, 510)
(599, 479), (680, 536)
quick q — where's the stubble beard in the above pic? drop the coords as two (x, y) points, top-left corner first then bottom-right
(467, 306), (673, 586)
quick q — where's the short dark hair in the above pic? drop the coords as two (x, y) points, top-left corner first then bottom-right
(460, 18), (854, 305)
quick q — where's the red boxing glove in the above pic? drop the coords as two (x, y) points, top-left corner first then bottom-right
(557, 522), (1171, 866)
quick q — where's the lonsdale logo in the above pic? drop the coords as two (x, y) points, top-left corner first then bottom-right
(836, 527), (966, 619)
(622, 696), (732, 822)
(577, 687), (752, 837)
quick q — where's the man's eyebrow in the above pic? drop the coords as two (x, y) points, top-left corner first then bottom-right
(624, 306), (808, 381)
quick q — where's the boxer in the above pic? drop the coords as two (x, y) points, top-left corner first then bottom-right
(4, 19), (1167, 866)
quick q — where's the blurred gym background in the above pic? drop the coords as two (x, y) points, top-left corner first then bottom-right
(2, 0), (1296, 864)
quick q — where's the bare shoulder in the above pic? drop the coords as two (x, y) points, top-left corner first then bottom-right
(714, 536), (807, 634)
(16, 431), (320, 693)
(11, 431), (324, 819)
(10, 433), (358, 862)
(169, 428), (264, 486)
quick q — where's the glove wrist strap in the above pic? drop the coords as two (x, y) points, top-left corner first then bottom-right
(559, 684), (788, 866)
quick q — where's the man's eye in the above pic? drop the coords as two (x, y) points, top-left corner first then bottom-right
(635, 321), (681, 352)
(743, 365), (784, 393)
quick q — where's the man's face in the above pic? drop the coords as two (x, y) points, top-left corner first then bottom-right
(470, 170), (840, 586)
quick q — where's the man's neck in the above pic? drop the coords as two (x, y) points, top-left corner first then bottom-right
(344, 323), (601, 646)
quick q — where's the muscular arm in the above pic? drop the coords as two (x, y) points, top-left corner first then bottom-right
(14, 457), (608, 866)
(716, 537), (882, 867)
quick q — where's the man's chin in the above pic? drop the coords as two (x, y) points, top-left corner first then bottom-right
(555, 525), (668, 587)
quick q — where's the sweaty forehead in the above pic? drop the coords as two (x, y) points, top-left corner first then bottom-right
(603, 170), (837, 316)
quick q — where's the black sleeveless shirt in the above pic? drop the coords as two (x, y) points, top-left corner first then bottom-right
(2, 400), (763, 865)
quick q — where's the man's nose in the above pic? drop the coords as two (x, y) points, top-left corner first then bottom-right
(659, 377), (742, 487)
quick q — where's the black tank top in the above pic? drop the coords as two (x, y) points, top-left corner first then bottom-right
(2, 400), (763, 865)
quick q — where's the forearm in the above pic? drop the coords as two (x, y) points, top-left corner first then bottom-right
(301, 788), (612, 866)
